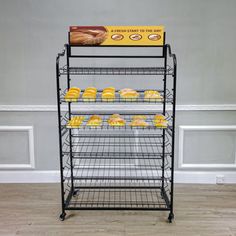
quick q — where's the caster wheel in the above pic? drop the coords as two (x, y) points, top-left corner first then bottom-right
(168, 213), (174, 223)
(59, 212), (66, 221)
(73, 189), (79, 197)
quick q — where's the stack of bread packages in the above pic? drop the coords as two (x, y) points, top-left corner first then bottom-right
(64, 87), (81, 102)
(153, 114), (168, 128)
(102, 87), (115, 102)
(82, 87), (97, 101)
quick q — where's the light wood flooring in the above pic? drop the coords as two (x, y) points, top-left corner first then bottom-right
(0, 184), (236, 236)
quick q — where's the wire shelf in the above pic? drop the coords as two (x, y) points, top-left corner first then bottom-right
(64, 113), (172, 131)
(62, 133), (172, 159)
(61, 89), (173, 104)
(59, 65), (174, 76)
(66, 159), (171, 181)
(66, 188), (170, 210)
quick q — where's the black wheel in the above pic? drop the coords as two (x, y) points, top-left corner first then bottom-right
(73, 189), (79, 197)
(59, 212), (66, 221)
(168, 213), (174, 223)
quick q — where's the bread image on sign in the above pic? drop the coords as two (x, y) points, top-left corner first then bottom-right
(111, 34), (124, 41)
(148, 34), (161, 41)
(70, 26), (108, 45)
(129, 34), (142, 41)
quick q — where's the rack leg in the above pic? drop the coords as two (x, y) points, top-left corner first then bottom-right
(168, 212), (174, 223)
(59, 212), (66, 221)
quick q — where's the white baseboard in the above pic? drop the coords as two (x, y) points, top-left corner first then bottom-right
(0, 170), (236, 184)
(174, 171), (236, 184)
(0, 171), (59, 183)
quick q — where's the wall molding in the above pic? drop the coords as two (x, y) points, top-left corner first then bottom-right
(176, 104), (236, 111)
(0, 170), (236, 184)
(179, 125), (236, 169)
(0, 104), (236, 112)
(0, 126), (35, 169)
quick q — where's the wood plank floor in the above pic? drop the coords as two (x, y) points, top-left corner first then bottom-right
(0, 184), (236, 236)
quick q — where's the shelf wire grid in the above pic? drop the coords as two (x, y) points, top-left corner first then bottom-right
(62, 132), (171, 159)
(59, 65), (174, 76)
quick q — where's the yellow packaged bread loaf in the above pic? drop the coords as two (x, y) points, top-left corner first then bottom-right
(103, 87), (115, 92)
(107, 114), (126, 126)
(85, 87), (97, 92)
(102, 92), (115, 98)
(132, 115), (147, 120)
(144, 90), (163, 101)
(129, 119), (149, 127)
(82, 87), (97, 101)
(67, 116), (84, 128)
(102, 87), (115, 101)
(64, 87), (81, 102)
(69, 87), (81, 93)
(90, 115), (102, 120)
(102, 94), (115, 101)
(154, 114), (166, 121)
(153, 114), (168, 128)
(119, 88), (139, 101)
(153, 120), (168, 128)
(86, 115), (102, 126)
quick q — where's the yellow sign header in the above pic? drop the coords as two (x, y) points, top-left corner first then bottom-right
(69, 26), (164, 46)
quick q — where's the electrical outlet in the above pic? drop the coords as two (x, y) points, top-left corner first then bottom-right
(216, 175), (225, 185)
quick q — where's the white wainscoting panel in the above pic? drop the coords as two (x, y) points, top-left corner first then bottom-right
(179, 125), (236, 169)
(0, 126), (35, 169)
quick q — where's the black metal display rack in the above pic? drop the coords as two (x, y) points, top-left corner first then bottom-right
(56, 34), (177, 222)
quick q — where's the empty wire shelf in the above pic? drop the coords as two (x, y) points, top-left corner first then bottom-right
(65, 188), (170, 210)
(59, 66), (174, 76)
(62, 133), (172, 159)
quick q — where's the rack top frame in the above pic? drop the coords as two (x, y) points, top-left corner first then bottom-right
(67, 32), (167, 58)
(56, 32), (176, 76)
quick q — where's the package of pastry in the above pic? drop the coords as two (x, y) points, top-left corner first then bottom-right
(64, 87), (81, 102)
(129, 115), (149, 127)
(82, 87), (97, 102)
(119, 88), (139, 101)
(86, 115), (102, 126)
(129, 119), (149, 127)
(153, 114), (168, 128)
(107, 114), (126, 126)
(103, 87), (115, 93)
(144, 90), (163, 102)
(67, 116), (84, 128)
(154, 114), (166, 121)
(153, 120), (168, 128)
(132, 115), (147, 120)
(102, 87), (115, 102)
(85, 87), (97, 92)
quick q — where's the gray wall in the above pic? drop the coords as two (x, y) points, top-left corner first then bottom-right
(0, 0), (236, 172)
